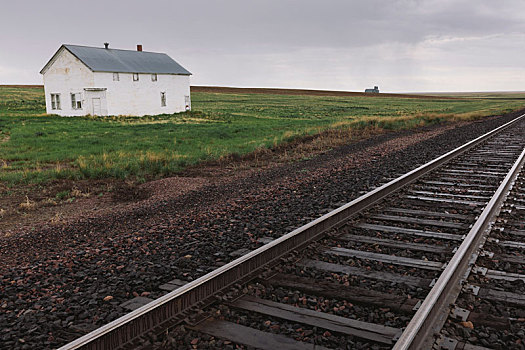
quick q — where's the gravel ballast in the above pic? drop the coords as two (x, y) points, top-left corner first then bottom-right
(1, 110), (524, 349)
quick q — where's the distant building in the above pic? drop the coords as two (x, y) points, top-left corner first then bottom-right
(365, 86), (379, 93)
(40, 43), (192, 116)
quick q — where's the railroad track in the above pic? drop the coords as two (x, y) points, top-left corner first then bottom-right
(60, 115), (525, 350)
(436, 151), (525, 350)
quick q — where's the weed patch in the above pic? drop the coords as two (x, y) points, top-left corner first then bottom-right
(1, 86), (524, 186)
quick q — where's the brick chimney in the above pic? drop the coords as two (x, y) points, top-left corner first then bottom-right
(104, 42), (109, 49)
(137, 44), (143, 52)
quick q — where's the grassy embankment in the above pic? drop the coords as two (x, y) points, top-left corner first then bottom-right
(0, 86), (524, 186)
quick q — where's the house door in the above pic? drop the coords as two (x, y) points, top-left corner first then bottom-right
(92, 98), (101, 115)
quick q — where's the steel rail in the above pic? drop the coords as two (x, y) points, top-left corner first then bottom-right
(60, 113), (525, 350)
(393, 138), (525, 349)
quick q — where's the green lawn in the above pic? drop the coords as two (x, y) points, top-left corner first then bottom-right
(0, 86), (524, 186)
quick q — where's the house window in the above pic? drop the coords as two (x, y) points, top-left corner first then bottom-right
(113, 72), (119, 81)
(71, 93), (82, 109)
(151, 73), (157, 82)
(133, 73), (139, 81)
(50, 94), (61, 110)
(160, 92), (166, 107)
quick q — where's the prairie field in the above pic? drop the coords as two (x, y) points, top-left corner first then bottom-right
(0, 85), (524, 186)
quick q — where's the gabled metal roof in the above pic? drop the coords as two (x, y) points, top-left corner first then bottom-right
(40, 44), (191, 75)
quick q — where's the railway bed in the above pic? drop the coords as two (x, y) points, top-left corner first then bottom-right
(56, 115), (525, 349)
(439, 167), (525, 349)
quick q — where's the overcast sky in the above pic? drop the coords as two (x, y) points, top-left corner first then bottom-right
(1, 0), (524, 92)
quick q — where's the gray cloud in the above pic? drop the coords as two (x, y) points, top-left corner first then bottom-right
(1, 0), (524, 91)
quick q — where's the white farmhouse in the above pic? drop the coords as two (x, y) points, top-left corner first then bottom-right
(40, 43), (191, 116)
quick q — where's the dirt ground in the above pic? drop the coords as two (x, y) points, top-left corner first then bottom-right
(0, 84), (514, 236)
(191, 86), (457, 99)
(0, 119), (465, 237)
(0, 84), (453, 99)
(0, 85), (450, 235)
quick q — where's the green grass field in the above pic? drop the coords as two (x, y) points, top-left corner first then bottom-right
(0, 86), (524, 186)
